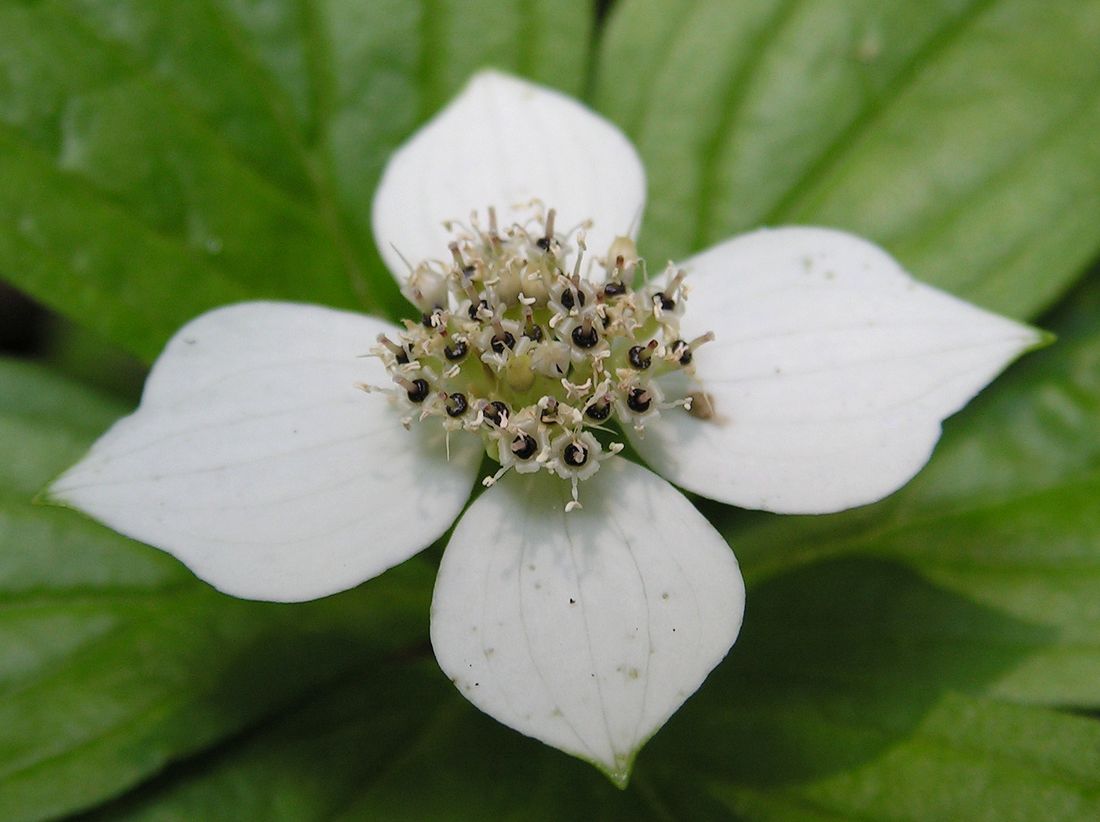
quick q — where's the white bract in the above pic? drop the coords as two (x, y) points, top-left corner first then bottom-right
(50, 71), (1042, 786)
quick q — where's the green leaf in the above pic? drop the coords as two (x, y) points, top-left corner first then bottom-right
(82, 576), (1100, 821)
(627, 555), (1100, 820)
(595, 0), (1100, 318)
(0, 358), (436, 821)
(708, 268), (1100, 708)
(89, 660), (663, 821)
(0, 0), (592, 361)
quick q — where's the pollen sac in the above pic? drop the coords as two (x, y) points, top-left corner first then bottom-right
(369, 205), (709, 510)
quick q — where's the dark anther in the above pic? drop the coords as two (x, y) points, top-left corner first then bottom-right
(628, 345), (652, 370)
(524, 324), (544, 342)
(444, 339), (468, 361)
(395, 349), (410, 365)
(484, 400), (510, 426)
(563, 442), (588, 467)
(468, 299), (489, 320)
(420, 312), (435, 328)
(653, 291), (676, 311)
(627, 388), (652, 413)
(406, 378), (430, 403)
(535, 236), (551, 251)
(445, 393), (468, 417)
(585, 398), (611, 421)
(540, 398), (558, 424)
(462, 264), (476, 278)
(560, 288), (586, 310)
(490, 332), (516, 354)
(571, 325), (599, 349)
(511, 434), (537, 460)
(671, 339), (693, 365)
(603, 281), (626, 297)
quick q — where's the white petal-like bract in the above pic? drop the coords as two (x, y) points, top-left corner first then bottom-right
(49, 302), (481, 601)
(632, 227), (1043, 514)
(430, 459), (744, 785)
(371, 71), (645, 284)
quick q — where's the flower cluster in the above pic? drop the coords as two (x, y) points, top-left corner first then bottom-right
(371, 205), (711, 508)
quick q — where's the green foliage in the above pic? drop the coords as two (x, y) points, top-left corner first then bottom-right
(0, 359), (435, 821)
(2, 0), (1100, 818)
(596, 0), (1100, 319)
(0, 0), (591, 361)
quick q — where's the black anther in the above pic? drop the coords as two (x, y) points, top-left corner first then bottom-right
(445, 393), (468, 417)
(563, 442), (588, 467)
(560, 288), (586, 310)
(484, 400), (510, 426)
(653, 291), (675, 311)
(444, 339), (468, 361)
(536, 236), (551, 251)
(603, 281), (626, 297)
(585, 398), (611, 421)
(490, 332), (516, 354)
(468, 299), (489, 320)
(511, 434), (537, 460)
(571, 325), (599, 349)
(524, 324), (544, 342)
(406, 379), (430, 403)
(628, 345), (652, 370)
(671, 339), (693, 365)
(627, 388), (651, 413)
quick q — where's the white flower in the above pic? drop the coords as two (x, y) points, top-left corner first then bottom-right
(49, 71), (1041, 786)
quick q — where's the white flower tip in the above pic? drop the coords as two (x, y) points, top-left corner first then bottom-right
(599, 757), (635, 790)
(371, 69), (645, 288)
(463, 67), (532, 94)
(631, 226), (1049, 514)
(431, 460), (744, 782)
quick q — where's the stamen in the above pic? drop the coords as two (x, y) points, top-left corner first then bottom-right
(539, 396), (559, 423)
(511, 434), (538, 460)
(449, 242), (467, 272)
(571, 317), (599, 349)
(483, 400), (510, 428)
(467, 298), (489, 320)
(653, 291), (676, 312)
(536, 208), (556, 251)
(523, 308), (544, 341)
(628, 340), (657, 370)
(488, 206), (500, 243)
(627, 388), (652, 413)
(377, 334), (410, 364)
(394, 376), (429, 403)
(584, 396), (611, 421)
(366, 204), (712, 499)
(563, 441), (588, 467)
(444, 392), (468, 417)
(444, 339), (468, 361)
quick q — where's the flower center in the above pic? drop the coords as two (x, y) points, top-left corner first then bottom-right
(365, 205), (712, 511)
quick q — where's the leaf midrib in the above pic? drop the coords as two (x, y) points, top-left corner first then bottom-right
(760, 0), (1000, 228)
